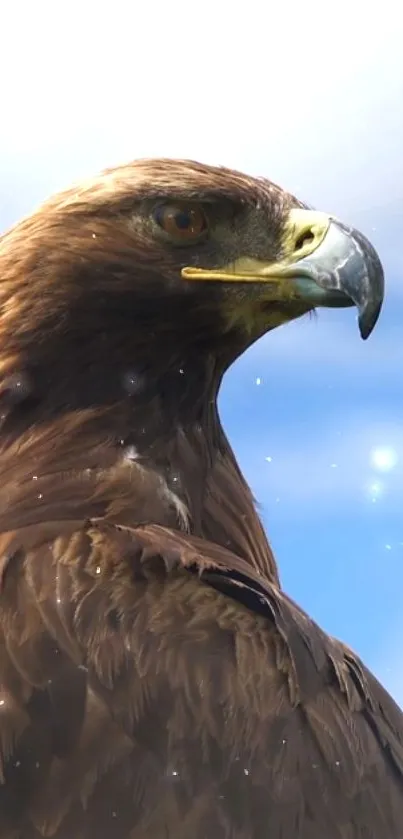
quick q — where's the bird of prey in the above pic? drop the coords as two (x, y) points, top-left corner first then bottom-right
(0, 158), (401, 839)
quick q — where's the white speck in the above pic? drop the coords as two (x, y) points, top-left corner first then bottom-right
(56, 597), (61, 604)
(92, 233), (97, 239)
(96, 566), (101, 575)
(172, 770), (179, 776)
(179, 368), (185, 375)
(124, 445), (139, 462)
(35, 762), (40, 769)
(282, 739), (287, 744)
(385, 544), (392, 550)
(335, 760), (340, 767)
(243, 768), (249, 775)
(38, 493), (43, 500)
(255, 377), (262, 386)
(371, 481), (382, 493)
(15, 761), (20, 768)
(32, 475), (38, 481)
(122, 371), (144, 395)
(368, 480), (383, 502)
(330, 463), (338, 469)
(0, 699), (5, 706)
(265, 456), (272, 463)
(370, 446), (398, 473)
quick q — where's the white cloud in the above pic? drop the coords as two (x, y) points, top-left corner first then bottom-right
(2, 0), (402, 310)
(1, 0), (403, 226)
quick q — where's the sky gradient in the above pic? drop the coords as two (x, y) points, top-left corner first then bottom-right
(2, 1), (403, 706)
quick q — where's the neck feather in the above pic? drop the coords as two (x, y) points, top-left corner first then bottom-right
(0, 366), (280, 586)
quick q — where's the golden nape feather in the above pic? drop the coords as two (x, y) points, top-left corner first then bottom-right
(0, 158), (400, 838)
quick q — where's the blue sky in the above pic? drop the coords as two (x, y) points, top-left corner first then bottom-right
(2, 1), (403, 706)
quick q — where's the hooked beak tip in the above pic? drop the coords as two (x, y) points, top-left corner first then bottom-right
(291, 219), (385, 339)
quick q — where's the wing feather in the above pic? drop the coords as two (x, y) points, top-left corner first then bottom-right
(0, 516), (401, 838)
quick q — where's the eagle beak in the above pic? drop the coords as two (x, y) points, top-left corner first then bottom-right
(181, 209), (384, 339)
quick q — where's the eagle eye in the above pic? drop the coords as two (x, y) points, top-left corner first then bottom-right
(153, 204), (208, 243)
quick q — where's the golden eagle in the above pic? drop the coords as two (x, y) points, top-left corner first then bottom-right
(0, 159), (401, 839)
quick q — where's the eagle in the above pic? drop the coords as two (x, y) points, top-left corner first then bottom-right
(0, 158), (401, 839)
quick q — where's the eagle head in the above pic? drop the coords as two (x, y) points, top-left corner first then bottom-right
(0, 158), (383, 431)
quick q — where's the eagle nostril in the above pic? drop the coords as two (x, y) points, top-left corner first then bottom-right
(294, 229), (315, 252)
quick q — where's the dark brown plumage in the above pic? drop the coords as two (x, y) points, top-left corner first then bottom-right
(0, 158), (401, 838)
